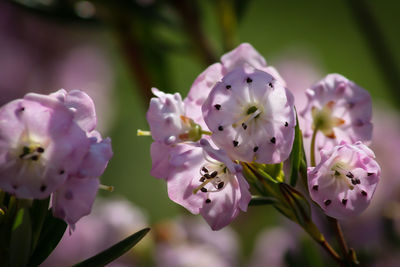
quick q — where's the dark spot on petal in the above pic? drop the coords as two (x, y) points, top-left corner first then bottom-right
(348, 101), (355, 109)
(31, 155), (39, 161)
(270, 137), (276, 144)
(217, 182), (224, 189)
(226, 85), (231, 89)
(334, 170), (341, 176)
(367, 172), (374, 176)
(246, 77), (252, 83)
(242, 123), (247, 130)
(324, 199), (332, 206)
(312, 185), (319, 191)
(210, 171), (218, 178)
(37, 147), (45, 153)
(201, 187), (208, 193)
(214, 104), (221, 110)
(218, 125), (224, 131)
(233, 140), (239, 147)
(346, 172), (354, 178)
(284, 122), (289, 127)
(40, 185), (47, 192)
(342, 199), (348, 205)
(59, 170), (65, 175)
(12, 184), (18, 190)
(205, 199), (211, 203)
(354, 119), (364, 127)
(361, 190), (367, 196)
(253, 146), (259, 152)
(65, 190), (73, 200)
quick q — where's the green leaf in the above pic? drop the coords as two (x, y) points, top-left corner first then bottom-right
(249, 195), (277, 206)
(289, 111), (303, 187)
(28, 211), (67, 267)
(29, 198), (50, 252)
(10, 208), (32, 267)
(73, 228), (150, 267)
(279, 183), (311, 227)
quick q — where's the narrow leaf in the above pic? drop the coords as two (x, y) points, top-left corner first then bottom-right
(73, 228), (150, 267)
(28, 211), (67, 267)
(289, 111), (303, 186)
(29, 198), (50, 252)
(10, 208), (32, 267)
(249, 195), (277, 206)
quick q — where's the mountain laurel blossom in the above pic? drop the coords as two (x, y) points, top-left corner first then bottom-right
(0, 89), (113, 227)
(308, 141), (380, 220)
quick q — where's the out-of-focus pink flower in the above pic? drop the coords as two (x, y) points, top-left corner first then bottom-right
(0, 93), (89, 199)
(300, 74), (372, 156)
(187, 43), (285, 109)
(308, 141), (380, 220)
(166, 139), (251, 230)
(202, 67), (295, 164)
(43, 198), (148, 267)
(248, 227), (297, 267)
(155, 216), (239, 267)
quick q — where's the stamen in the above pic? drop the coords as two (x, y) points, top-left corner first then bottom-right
(193, 179), (212, 194)
(31, 155), (39, 161)
(201, 187), (208, 192)
(99, 184), (114, 192)
(346, 172), (354, 178)
(201, 167), (208, 173)
(210, 171), (218, 178)
(217, 182), (224, 189)
(37, 147), (45, 153)
(137, 130), (151, 136)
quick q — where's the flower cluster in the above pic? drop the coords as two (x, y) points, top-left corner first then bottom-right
(0, 89), (113, 227)
(146, 43), (296, 230)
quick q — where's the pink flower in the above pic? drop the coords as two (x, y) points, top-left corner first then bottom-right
(0, 93), (90, 199)
(166, 139), (251, 230)
(147, 88), (205, 145)
(308, 141), (380, 220)
(187, 43), (285, 109)
(202, 67), (296, 164)
(300, 74), (372, 155)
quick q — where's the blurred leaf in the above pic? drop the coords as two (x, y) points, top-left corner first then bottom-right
(249, 195), (277, 206)
(28, 211), (67, 267)
(233, 0), (253, 22)
(73, 228), (150, 267)
(289, 112), (302, 186)
(29, 198), (50, 252)
(252, 162), (285, 182)
(279, 183), (311, 227)
(10, 208), (32, 267)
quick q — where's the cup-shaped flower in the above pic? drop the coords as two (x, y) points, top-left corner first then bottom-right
(147, 88), (206, 145)
(186, 43), (285, 110)
(202, 67), (296, 164)
(166, 139), (251, 230)
(0, 94), (90, 199)
(300, 74), (372, 154)
(308, 141), (380, 220)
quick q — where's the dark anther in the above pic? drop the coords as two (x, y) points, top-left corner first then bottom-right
(214, 104), (221, 110)
(246, 77), (252, 83)
(351, 179), (357, 185)
(199, 177), (206, 182)
(200, 187), (208, 193)
(59, 170), (65, 175)
(233, 140), (239, 147)
(31, 155), (39, 161)
(312, 185), (319, 191)
(367, 172), (374, 176)
(324, 199), (332, 206)
(202, 167), (208, 173)
(270, 137), (276, 144)
(334, 170), (341, 176)
(253, 146), (259, 152)
(218, 125), (224, 131)
(40, 185), (47, 192)
(355, 178), (361, 184)
(342, 199), (348, 205)
(205, 199), (211, 203)
(210, 171), (218, 178)
(284, 122), (289, 127)
(217, 182), (224, 189)
(361, 190), (367, 196)
(226, 85), (231, 89)
(346, 172), (354, 178)
(242, 123), (247, 130)
(268, 82), (273, 88)
(204, 173), (211, 179)
(37, 147), (45, 153)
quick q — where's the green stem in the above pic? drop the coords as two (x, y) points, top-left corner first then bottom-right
(201, 130), (213, 135)
(329, 216), (358, 265)
(310, 128), (319, 167)
(216, 0), (237, 52)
